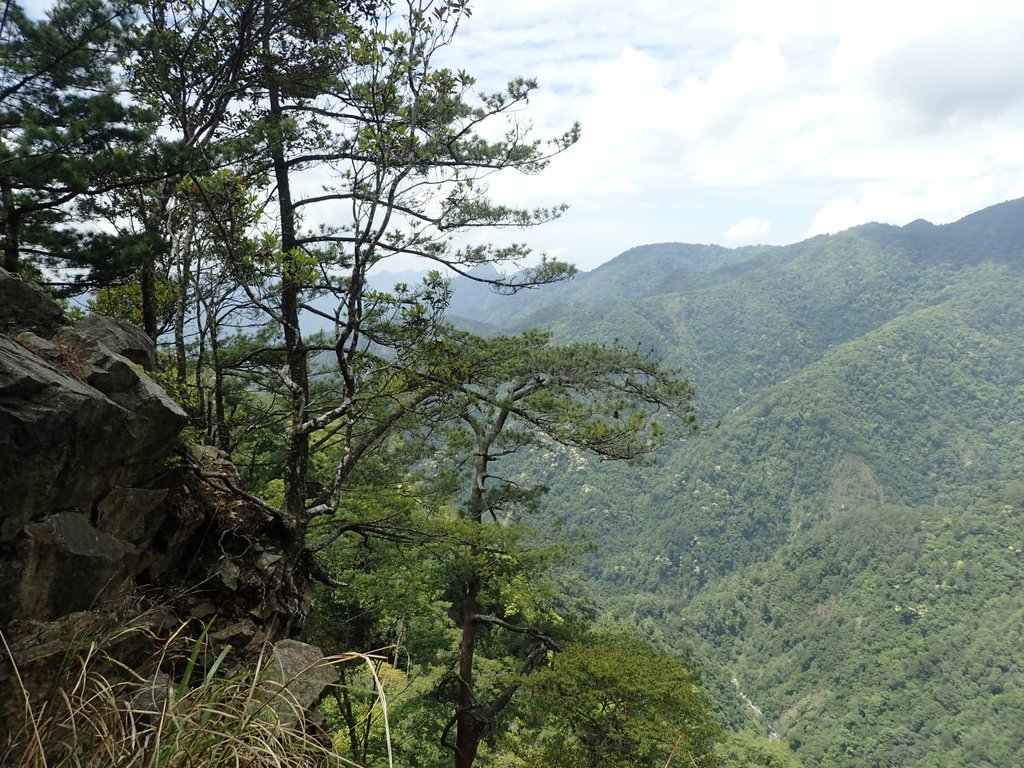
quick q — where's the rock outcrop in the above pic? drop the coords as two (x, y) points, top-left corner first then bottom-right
(0, 268), (324, 739)
(0, 271), (186, 620)
(0, 271), (64, 336)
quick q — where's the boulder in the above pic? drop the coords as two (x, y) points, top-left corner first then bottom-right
(267, 639), (338, 720)
(73, 315), (157, 371)
(0, 332), (185, 543)
(0, 335), (127, 539)
(0, 268), (322, 744)
(0, 267), (64, 336)
(96, 486), (169, 544)
(14, 512), (133, 621)
(0, 270), (184, 624)
(14, 332), (62, 365)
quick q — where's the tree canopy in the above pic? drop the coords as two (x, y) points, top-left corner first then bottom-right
(0, 1), (723, 767)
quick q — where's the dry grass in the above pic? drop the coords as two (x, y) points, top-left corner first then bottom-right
(1, 622), (392, 768)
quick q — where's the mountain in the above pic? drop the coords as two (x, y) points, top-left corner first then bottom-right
(453, 198), (1024, 767)
(680, 496), (1024, 767)
(447, 242), (761, 332)
(455, 200), (1024, 420)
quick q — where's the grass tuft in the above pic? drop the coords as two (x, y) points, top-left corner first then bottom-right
(2, 623), (391, 768)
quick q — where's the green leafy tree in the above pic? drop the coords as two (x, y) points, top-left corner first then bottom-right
(93, 0), (279, 338)
(515, 632), (720, 768)
(716, 731), (804, 768)
(195, 0), (583, 632)
(299, 325), (698, 768)
(418, 330), (696, 768)
(0, 0), (156, 276)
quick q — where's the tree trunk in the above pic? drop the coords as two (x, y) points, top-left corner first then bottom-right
(453, 433), (493, 768)
(337, 668), (364, 764)
(140, 255), (158, 341)
(455, 574), (481, 768)
(270, 99), (308, 534)
(193, 291), (206, 434)
(2, 182), (20, 274)
(264, 3), (309, 575)
(172, 217), (195, 386)
(210, 312), (229, 451)
(142, 180), (176, 343)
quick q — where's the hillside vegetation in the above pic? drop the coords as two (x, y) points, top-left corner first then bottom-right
(16, 2), (1018, 765)
(455, 198), (1024, 767)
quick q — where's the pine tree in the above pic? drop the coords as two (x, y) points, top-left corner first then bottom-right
(0, 0), (156, 278)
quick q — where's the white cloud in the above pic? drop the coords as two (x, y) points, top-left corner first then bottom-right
(26, 0), (1024, 268)
(724, 217), (771, 244)
(805, 177), (1007, 237)
(426, 0), (1024, 267)
(33, 0), (1024, 272)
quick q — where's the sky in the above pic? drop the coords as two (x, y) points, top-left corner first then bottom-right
(20, 0), (1024, 273)
(427, 0), (1024, 270)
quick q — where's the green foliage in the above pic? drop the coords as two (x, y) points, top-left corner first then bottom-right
(17, 0), (1024, 765)
(300, 324), (701, 767)
(512, 632), (720, 768)
(0, 0), (157, 275)
(674, 495), (1024, 767)
(87, 278), (177, 328)
(1, 3), (720, 768)
(438, 329), (697, 460)
(456, 200), (1024, 767)
(716, 731), (803, 768)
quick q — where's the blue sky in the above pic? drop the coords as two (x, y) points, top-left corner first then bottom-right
(430, 0), (1024, 269)
(20, 0), (1024, 272)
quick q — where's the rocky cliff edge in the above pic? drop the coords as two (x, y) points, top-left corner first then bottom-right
(0, 267), (325, 738)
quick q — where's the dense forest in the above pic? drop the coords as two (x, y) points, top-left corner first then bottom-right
(449, 201), (1024, 767)
(3, 0), (1022, 767)
(0, 1), (756, 766)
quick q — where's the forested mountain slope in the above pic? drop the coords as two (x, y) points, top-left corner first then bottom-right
(454, 199), (1024, 418)
(681, 497), (1024, 767)
(456, 198), (1024, 767)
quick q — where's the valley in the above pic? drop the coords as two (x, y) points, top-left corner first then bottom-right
(443, 198), (1024, 767)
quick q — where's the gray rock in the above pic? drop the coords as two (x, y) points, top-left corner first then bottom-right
(267, 639), (338, 719)
(0, 263), (319, 737)
(74, 315), (156, 371)
(16, 512), (132, 621)
(96, 487), (169, 543)
(131, 672), (173, 712)
(0, 333), (185, 539)
(0, 268), (64, 336)
(55, 326), (144, 397)
(55, 325), (184, 425)
(0, 335), (127, 540)
(14, 332), (62, 365)
(0, 301), (185, 626)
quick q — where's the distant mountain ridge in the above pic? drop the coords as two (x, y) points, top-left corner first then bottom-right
(452, 196), (1024, 305)
(451, 197), (1024, 419)
(450, 197), (1024, 768)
